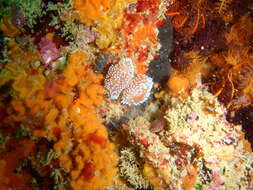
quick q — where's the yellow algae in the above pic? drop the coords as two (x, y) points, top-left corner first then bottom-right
(119, 148), (149, 188)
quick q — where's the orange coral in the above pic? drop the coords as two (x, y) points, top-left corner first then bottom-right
(0, 40), (45, 100)
(73, 0), (111, 25)
(20, 50), (118, 189)
(130, 24), (158, 48)
(181, 166), (198, 190)
(0, 138), (35, 190)
(52, 51), (117, 190)
(73, 0), (134, 49)
(0, 42), (117, 189)
(167, 75), (189, 97)
(122, 0), (162, 64)
(136, 63), (149, 74)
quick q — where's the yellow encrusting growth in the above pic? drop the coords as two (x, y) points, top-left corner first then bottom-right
(0, 40), (45, 99)
(0, 46), (117, 190)
(73, 0), (112, 24)
(54, 51), (117, 190)
(73, 0), (135, 49)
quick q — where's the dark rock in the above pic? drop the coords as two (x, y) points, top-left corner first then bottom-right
(227, 106), (253, 148)
(148, 17), (173, 84)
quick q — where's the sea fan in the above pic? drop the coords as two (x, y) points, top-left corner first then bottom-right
(216, 0), (233, 14)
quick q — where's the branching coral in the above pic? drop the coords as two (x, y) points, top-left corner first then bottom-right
(211, 52), (253, 109)
(225, 14), (253, 49)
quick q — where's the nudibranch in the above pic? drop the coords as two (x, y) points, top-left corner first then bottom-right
(104, 57), (135, 99)
(104, 57), (153, 105)
(121, 74), (153, 106)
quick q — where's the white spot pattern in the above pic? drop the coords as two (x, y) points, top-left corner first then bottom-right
(104, 58), (135, 99)
(104, 58), (153, 105)
(121, 74), (153, 106)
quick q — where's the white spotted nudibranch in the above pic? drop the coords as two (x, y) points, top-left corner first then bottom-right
(121, 74), (153, 105)
(104, 57), (153, 106)
(104, 58), (135, 99)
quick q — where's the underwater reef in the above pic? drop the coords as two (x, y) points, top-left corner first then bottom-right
(0, 0), (252, 190)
